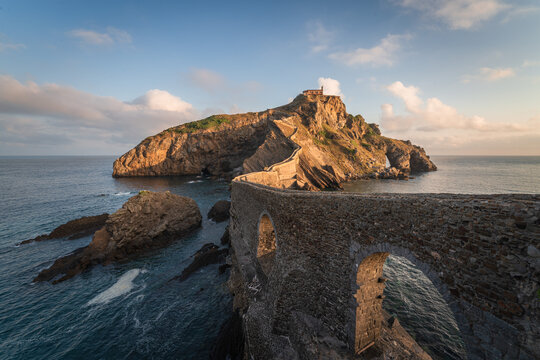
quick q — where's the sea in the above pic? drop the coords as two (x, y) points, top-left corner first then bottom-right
(0, 155), (538, 360)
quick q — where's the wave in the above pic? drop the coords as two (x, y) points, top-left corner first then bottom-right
(187, 180), (203, 184)
(113, 191), (133, 196)
(87, 269), (144, 306)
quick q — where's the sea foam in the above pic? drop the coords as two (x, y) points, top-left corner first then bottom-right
(87, 269), (143, 306)
(113, 191), (132, 196)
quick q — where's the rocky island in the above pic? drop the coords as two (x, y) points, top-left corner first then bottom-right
(113, 92), (436, 190)
(34, 191), (202, 284)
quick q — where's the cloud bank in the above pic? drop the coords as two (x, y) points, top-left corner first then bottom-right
(379, 81), (540, 154)
(0, 75), (197, 154)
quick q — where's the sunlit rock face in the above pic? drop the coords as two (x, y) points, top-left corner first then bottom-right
(113, 93), (436, 189)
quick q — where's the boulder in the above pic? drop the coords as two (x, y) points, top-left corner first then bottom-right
(174, 243), (228, 282)
(220, 225), (230, 246)
(20, 213), (109, 245)
(208, 200), (231, 222)
(34, 191), (201, 284)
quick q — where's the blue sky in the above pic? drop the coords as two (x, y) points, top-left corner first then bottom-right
(1, 0), (539, 155)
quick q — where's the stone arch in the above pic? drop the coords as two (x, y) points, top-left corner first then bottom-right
(349, 243), (471, 357)
(257, 212), (277, 277)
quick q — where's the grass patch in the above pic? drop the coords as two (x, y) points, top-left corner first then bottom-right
(138, 190), (151, 196)
(170, 115), (231, 134)
(361, 142), (372, 151)
(364, 126), (377, 137)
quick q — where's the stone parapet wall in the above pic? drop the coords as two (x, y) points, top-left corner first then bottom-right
(229, 180), (540, 359)
(236, 119), (303, 189)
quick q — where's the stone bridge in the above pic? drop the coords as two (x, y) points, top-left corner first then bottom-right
(229, 180), (539, 359)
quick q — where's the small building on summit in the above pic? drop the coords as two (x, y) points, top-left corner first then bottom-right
(303, 86), (323, 96)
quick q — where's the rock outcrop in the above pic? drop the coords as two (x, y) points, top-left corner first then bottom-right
(208, 200), (231, 222)
(34, 191), (202, 284)
(20, 213), (109, 245)
(174, 243), (228, 282)
(113, 93), (436, 190)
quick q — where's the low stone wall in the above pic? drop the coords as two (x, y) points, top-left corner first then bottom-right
(229, 180), (539, 359)
(236, 120), (302, 189)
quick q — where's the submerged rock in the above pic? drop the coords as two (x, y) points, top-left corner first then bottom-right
(20, 213), (109, 245)
(174, 243), (228, 281)
(208, 200), (231, 222)
(34, 191), (202, 284)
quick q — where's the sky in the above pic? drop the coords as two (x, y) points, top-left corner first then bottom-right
(0, 0), (539, 156)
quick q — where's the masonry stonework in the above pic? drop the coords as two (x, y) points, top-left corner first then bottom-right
(229, 181), (539, 359)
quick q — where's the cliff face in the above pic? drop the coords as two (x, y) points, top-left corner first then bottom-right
(113, 93), (436, 189)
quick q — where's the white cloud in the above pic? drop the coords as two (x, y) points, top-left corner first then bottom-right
(67, 27), (132, 45)
(380, 81), (540, 154)
(396, 0), (509, 29)
(462, 66), (516, 82)
(0, 75), (197, 151)
(307, 22), (335, 53)
(329, 34), (411, 67)
(318, 77), (344, 97)
(479, 67), (515, 81)
(381, 80), (528, 133)
(132, 89), (193, 112)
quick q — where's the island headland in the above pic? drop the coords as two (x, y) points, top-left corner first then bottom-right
(113, 92), (436, 190)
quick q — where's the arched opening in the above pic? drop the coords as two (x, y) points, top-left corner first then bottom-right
(257, 214), (276, 276)
(382, 254), (466, 360)
(354, 251), (467, 359)
(354, 252), (389, 354)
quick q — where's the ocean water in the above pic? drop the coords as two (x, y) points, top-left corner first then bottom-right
(343, 155), (540, 194)
(0, 156), (231, 359)
(0, 155), (537, 359)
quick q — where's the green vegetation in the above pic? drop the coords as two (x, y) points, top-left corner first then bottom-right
(345, 147), (356, 156)
(318, 129), (330, 139)
(138, 190), (151, 196)
(361, 142), (372, 151)
(169, 115), (231, 134)
(364, 125), (377, 137)
(314, 128), (334, 145)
